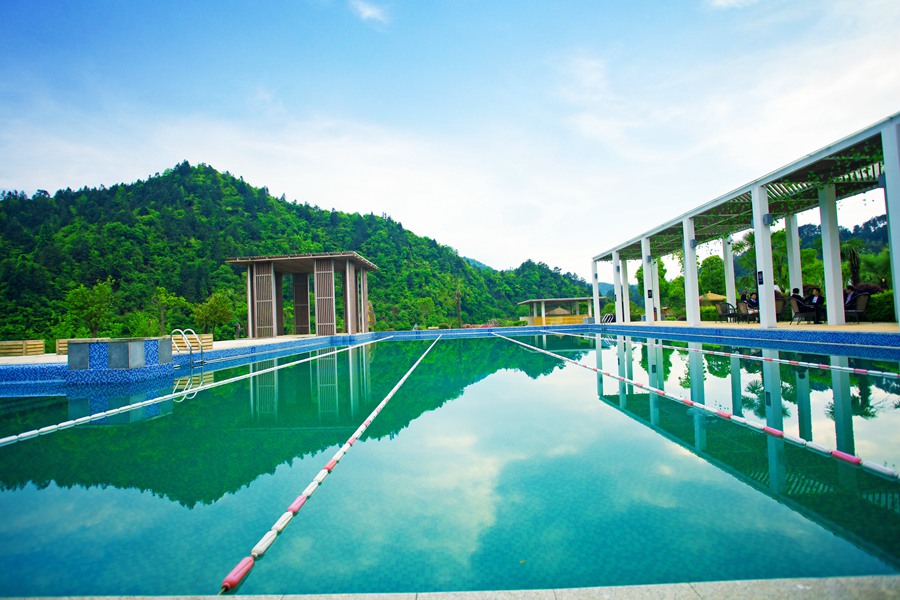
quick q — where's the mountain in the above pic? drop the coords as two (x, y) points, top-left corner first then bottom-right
(0, 161), (590, 340)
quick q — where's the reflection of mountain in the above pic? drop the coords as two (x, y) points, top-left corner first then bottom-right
(600, 390), (900, 569)
(0, 337), (591, 508)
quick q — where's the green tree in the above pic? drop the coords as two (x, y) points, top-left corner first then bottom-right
(698, 255), (726, 295)
(65, 277), (116, 337)
(193, 292), (234, 334)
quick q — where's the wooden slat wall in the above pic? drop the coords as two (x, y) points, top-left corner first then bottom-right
(253, 261), (275, 338)
(172, 333), (214, 352)
(0, 340), (45, 356)
(314, 259), (336, 336)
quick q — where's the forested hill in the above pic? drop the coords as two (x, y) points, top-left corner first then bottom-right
(0, 161), (590, 340)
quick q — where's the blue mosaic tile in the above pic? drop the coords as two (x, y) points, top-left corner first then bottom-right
(89, 343), (109, 369)
(144, 403), (160, 418)
(145, 340), (159, 366)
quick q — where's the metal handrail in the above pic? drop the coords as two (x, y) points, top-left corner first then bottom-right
(171, 328), (205, 367)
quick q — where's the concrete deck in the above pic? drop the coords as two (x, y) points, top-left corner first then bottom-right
(10, 575), (899, 599)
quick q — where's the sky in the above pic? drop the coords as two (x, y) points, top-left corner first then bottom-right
(1, 0), (899, 283)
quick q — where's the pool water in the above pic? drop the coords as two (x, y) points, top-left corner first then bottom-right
(0, 333), (898, 595)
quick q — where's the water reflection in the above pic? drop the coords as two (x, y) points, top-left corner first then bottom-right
(599, 334), (900, 569)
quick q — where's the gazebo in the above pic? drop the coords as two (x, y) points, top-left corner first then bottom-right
(226, 252), (377, 338)
(518, 297), (596, 326)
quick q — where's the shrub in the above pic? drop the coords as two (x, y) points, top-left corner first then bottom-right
(866, 291), (895, 322)
(700, 306), (718, 321)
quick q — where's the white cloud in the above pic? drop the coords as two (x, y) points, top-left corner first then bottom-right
(349, 0), (389, 25)
(706, 0), (760, 8)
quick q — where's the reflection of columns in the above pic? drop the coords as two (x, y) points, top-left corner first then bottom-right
(689, 342), (705, 405)
(795, 368), (812, 440)
(250, 359), (279, 421)
(683, 218), (701, 326)
(316, 349), (339, 422)
(293, 274), (311, 335)
(641, 237), (655, 323)
(694, 412), (706, 453)
(730, 353), (743, 416)
(881, 121), (900, 331)
(762, 349), (783, 430)
(647, 339), (662, 425)
(620, 259), (631, 323)
(723, 236), (737, 308)
(751, 184), (777, 328)
(596, 334), (611, 397)
(820, 184), (845, 325)
(785, 214), (803, 295)
(831, 355), (855, 455)
(767, 436), (787, 494)
(617, 337), (628, 408)
(314, 259), (337, 336)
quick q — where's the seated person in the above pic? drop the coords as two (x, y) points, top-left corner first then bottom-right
(805, 287), (826, 324)
(746, 292), (760, 313)
(844, 285), (857, 309)
(789, 288), (805, 304)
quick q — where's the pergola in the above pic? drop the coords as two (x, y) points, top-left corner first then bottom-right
(591, 111), (900, 329)
(226, 252), (377, 338)
(518, 296), (595, 326)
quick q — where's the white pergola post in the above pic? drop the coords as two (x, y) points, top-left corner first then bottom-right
(540, 300), (546, 326)
(751, 185), (777, 328)
(611, 251), (622, 323)
(620, 258), (631, 323)
(683, 218), (701, 326)
(881, 122), (900, 331)
(785, 213), (803, 295)
(819, 184), (845, 325)
(651, 258), (662, 320)
(641, 237), (655, 324)
(723, 236), (737, 308)
(591, 259), (601, 324)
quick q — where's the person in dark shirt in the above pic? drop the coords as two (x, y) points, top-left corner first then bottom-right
(746, 292), (759, 313)
(844, 285), (857, 309)
(806, 287), (826, 324)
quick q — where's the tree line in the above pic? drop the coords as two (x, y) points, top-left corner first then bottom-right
(0, 161), (591, 342)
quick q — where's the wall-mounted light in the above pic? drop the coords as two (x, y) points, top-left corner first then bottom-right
(878, 173), (886, 188)
(615, 265), (620, 273)
(762, 213), (775, 226)
(689, 239), (698, 249)
(646, 255), (652, 263)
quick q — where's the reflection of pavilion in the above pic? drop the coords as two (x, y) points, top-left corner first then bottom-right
(596, 336), (900, 567)
(249, 345), (372, 427)
(227, 252), (377, 337)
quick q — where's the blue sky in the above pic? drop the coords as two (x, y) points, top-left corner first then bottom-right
(1, 0), (898, 281)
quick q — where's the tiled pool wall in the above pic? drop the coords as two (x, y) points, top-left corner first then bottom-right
(1, 324), (899, 396)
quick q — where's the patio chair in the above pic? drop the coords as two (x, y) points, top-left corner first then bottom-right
(774, 297), (785, 321)
(714, 302), (739, 323)
(790, 298), (816, 324)
(737, 301), (759, 323)
(844, 292), (871, 323)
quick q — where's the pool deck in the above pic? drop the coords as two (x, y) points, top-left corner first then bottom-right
(9, 575), (899, 599)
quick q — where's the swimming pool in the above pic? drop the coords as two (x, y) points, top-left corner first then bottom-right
(0, 331), (898, 595)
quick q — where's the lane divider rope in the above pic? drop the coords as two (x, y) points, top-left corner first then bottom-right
(495, 333), (899, 480)
(542, 330), (900, 381)
(0, 337), (392, 449)
(219, 335), (443, 594)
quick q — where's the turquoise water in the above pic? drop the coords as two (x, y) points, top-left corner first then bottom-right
(0, 334), (898, 595)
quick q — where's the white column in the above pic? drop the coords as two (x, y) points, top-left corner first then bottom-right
(820, 184), (845, 325)
(652, 259), (662, 321)
(785, 214), (803, 295)
(751, 184), (777, 328)
(620, 258), (631, 323)
(881, 121), (900, 331)
(246, 266), (254, 339)
(683, 218), (701, 325)
(723, 236), (737, 308)
(591, 259), (601, 323)
(540, 300), (546, 326)
(611, 251), (622, 323)
(641, 237), (655, 323)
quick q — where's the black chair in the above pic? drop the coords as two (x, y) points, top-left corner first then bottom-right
(845, 293), (871, 323)
(714, 302), (739, 323)
(737, 301), (759, 322)
(790, 298), (816, 324)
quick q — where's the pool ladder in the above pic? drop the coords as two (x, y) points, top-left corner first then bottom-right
(171, 328), (205, 368)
